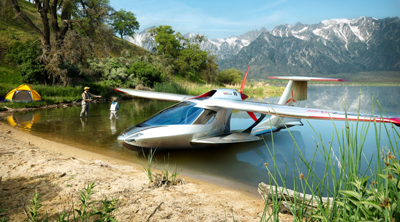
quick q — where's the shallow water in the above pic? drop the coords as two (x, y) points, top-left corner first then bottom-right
(2, 85), (400, 196)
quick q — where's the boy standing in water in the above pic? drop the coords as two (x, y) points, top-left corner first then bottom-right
(110, 97), (119, 119)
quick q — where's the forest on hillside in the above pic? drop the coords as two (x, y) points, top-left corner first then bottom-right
(0, 0), (243, 88)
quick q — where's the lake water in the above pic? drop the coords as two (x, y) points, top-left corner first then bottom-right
(2, 85), (400, 197)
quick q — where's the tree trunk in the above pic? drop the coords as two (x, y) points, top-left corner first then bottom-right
(10, 0), (52, 55)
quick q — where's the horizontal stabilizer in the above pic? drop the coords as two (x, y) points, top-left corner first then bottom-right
(269, 76), (348, 82)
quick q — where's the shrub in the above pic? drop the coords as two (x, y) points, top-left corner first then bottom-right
(5, 40), (45, 84)
(217, 68), (243, 85)
(128, 61), (163, 87)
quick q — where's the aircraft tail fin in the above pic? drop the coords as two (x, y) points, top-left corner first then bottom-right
(269, 76), (348, 107)
(251, 76), (349, 131)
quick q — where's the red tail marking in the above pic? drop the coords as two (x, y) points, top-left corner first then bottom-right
(240, 65), (250, 94)
(285, 90), (297, 104)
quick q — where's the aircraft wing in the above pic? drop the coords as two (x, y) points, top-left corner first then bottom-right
(115, 88), (192, 102)
(205, 99), (400, 127)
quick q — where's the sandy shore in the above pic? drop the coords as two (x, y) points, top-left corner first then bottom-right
(0, 119), (293, 221)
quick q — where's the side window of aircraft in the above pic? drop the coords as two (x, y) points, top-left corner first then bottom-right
(141, 101), (203, 126)
(193, 110), (217, 125)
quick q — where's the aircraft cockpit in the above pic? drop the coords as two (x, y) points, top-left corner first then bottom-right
(139, 101), (217, 126)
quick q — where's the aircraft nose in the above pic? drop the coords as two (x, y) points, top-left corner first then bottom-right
(117, 133), (125, 144)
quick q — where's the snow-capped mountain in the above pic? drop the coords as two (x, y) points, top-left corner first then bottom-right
(125, 27), (266, 61)
(126, 17), (400, 78)
(220, 16), (400, 78)
(125, 26), (155, 52)
(198, 28), (267, 61)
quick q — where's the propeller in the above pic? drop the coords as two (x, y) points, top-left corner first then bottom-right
(240, 65), (258, 121)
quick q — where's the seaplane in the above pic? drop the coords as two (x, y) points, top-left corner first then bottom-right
(115, 66), (400, 151)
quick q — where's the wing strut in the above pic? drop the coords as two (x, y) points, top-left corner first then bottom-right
(243, 114), (266, 133)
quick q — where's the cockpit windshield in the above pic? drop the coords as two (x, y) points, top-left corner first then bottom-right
(140, 101), (204, 126)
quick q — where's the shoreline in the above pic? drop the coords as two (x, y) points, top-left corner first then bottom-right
(0, 120), (293, 221)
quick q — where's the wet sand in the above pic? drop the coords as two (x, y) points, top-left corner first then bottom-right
(0, 119), (293, 221)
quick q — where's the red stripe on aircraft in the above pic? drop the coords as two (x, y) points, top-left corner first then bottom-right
(114, 88), (129, 94)
(189, 90), (216, 100)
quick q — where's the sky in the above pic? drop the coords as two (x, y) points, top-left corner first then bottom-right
(110, 0), (400, 39)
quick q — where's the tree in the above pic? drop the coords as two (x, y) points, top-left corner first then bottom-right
(177, 43), (207, 77)
(8, 0), (117, 86)
(110, 9), (139, 39)
(217, 68), (243, 85)
(204, 54), (219, 83)
(128, 61), (163, 87)
(148, 25), (181, 57)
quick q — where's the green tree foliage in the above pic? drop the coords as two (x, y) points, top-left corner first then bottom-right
(203, 54), (219, 83)
(147, 27), (219, 80)
(89, 57), (136, 88)
(8, 0), (118, 86)
(128, 61), (163, 87)
(110, 9), (139, 39)
(5, 40), (45, 84)
(176, 43), (207, 77)
(148, 26), (181, 57)
(217, 68), (243, 85)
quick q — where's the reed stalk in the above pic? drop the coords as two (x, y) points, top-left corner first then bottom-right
(261, 96), (400, 221)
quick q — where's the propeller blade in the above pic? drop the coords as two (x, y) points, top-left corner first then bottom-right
(239, 65), (257, 121)
(247, 111), (258, 121)
(240, 65), (250, 94)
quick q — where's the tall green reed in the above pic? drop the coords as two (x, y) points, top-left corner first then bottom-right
(137, 148), (157, 183)
(137, 149), (181, 186)
(261, 97), (400, 221)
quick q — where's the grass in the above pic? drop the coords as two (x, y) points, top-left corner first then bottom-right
(137, 148), (181, 186)
(20, 182), (119, 222)
(260, 97), (400, 221)
(137, 148), (157, 183)
(161, 153), (180, 186)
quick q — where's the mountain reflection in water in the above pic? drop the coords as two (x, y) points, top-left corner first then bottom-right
(2, 85), (400, 196)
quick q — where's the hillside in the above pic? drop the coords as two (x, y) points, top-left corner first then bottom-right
(0, 0), (149, 84)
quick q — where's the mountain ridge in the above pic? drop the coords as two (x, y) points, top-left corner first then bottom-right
(221, 16), (400, 78)
(126, 16), (400, 79)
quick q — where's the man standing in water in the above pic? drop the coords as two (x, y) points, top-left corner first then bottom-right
(80, 86), (102, 118)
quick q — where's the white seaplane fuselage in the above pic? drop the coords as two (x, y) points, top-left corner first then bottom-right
(117, 89), (272, 150)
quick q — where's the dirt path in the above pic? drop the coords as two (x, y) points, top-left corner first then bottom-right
(0, 120), (293, 221)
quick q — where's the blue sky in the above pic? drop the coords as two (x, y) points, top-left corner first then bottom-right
(110, 0), (400, 39)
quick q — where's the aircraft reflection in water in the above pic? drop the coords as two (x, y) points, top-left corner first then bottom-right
(115, 70), (400, 151)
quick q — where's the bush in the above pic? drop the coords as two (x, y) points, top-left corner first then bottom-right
(217, 68), (243, 85)
(5, 40), (45, 84)
(128, 61), (163, 87)
(89, 57), (138, 88)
